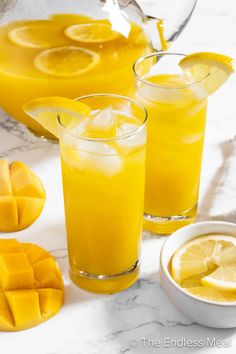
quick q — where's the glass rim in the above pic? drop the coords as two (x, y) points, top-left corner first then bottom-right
(57, 93), (148, 143)
(133, 52), (210, 90)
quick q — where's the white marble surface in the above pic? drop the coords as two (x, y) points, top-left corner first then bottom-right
(0, 0), (236, 353)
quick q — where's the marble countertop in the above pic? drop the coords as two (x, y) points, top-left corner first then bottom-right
(0, 0), (236, 353)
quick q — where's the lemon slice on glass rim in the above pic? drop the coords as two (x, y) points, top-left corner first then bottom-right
(65, 23), (120, 43)
(179, 52), (235, 94)
(171, 234), (236, 283)
(34, 46), (100, 77)
(23, 97), (91, 138)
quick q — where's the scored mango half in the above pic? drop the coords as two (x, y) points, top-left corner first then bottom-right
(0, 160), (46, 232)
(0, 239), (64, 331)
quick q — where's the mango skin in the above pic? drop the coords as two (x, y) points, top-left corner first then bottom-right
(0, 239), (64, 331)
(0, 160), (46, 232)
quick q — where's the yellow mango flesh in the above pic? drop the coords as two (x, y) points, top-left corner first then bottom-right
(0, 239), (64, 331)
(0, 160), (46, 232)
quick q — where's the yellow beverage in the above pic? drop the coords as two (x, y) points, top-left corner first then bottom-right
(141, 74), (207, 214)
(59, 95), (147, 293)
(0, 14), (150, 137)
(135, 53), (208, 234)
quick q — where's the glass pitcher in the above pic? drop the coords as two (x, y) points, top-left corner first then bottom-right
(0, 0), (197, 137)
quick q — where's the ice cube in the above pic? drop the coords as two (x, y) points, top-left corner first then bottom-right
(87, 106), (117, 138)
(117, 122), (139, 135)
(62, 119), (88, 148)
(136, 83), (182, 104)
(117, 122), (146, 152)
(62, 139), (122, 176)
(77, 140), (122, 176)
(69, 119), (87, 137)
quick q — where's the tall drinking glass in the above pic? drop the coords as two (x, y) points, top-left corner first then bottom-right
(134, 52), (208, 235)
(58, 94), (147, 293)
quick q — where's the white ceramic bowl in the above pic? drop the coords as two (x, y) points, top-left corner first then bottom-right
(160, 221), (236, 328)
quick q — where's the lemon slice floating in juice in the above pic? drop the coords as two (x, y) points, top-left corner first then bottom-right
(34, 46), (99, 77)
(171, 235), (236, 283)
(8, 22), (65, 48)
(65, 23), (120, 43)
(179, 52), (235, 94)
(23, 97), (91, 138)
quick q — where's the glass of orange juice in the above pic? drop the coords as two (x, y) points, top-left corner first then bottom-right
(58, 94), (147, 293)
(134, 52), (208, 235)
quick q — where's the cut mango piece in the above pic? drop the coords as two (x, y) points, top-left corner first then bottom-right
(10, 161), (45, 198)
(0, 240), (64, 331)
(0, 293), (14, 331)
(0, 159), (46, 232)
(38, 288), (64, 319)
(0, 253), (34, 290)
(0, 196), (18, 232)
(0, 239), (23, 253)
(5, 290), (41, 329)
(33, 258), (64, 290)
(0, 160), (12, 195)
(23, 243), (52, 264)
(16, 197), (45, 229)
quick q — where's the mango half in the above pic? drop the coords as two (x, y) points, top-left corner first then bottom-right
(0, 160), (46, 232)
(0, 239), (64, 331)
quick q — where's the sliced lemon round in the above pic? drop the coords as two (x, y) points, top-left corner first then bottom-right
(34, 46), (99, 77)
(185, 287), (236, 302)
(179, 52), (235, 94)
(8, 22), (64, 48)
(202, 263), (236, 292)
(65, 23), (119, 43)
(23, 97), (91, 138)
(171, 235), (236, 283)
(214, 245), (236, 265)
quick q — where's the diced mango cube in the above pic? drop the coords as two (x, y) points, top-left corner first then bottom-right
(16, 197), (45, 229)
(0, 253), (35, 290)
(0, 160), (12, 195)
(0, 160), (46, 232)
(33, 258), (64, 290)
(10, 161), (46, 198)
(38, 289), (64, 318)
(5, 290), (41, 329)
(0, 196), (18, 232)
(0, 293), (14, 331)
(23, 244), (52, 264)
(0, 239), (23, 253)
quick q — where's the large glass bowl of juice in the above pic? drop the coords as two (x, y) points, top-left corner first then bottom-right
(0, 0), (197, 137)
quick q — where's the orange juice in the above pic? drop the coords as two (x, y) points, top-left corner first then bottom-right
(136, 73), (207, 234)
(0, 14), (150, 136)
(59, 95), (147, 293)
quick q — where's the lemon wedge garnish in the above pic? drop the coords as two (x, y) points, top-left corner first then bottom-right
(65, 23), (119, 43)
(171, 235), (236, 283)
(202, 263), (236, 292)
(34, 46), (99, 77)
(179, 52), (235, 94)
(185, 287), (236, 302)
(23, 97), (91, 138)
(8, 22), (63, 48)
